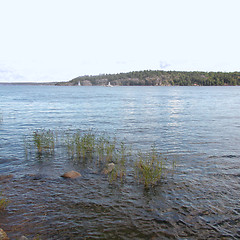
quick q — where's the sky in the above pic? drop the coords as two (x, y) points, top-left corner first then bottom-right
(0, 0), (240, 83)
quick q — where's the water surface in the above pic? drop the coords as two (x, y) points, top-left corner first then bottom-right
(0, 85), (240, 239)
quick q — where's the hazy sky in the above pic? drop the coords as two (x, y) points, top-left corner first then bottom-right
(0, 0), (240, 82)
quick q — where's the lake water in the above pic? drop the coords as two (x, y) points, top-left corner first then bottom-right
(0, 85), (240, 239)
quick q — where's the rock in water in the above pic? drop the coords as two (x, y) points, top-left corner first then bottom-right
(19, 236), (28, 240)
(61, 171), (81, 179)
(0, 228), (9, 240)
(0, 175), (13, 181)
(103, 163), (115, 174)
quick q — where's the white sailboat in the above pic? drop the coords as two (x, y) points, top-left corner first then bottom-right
(106, 82), (113, 87)
(78, 81), (81, 86)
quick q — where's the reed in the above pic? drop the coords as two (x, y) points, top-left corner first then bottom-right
(26, 129), (174, 187)
(105, 137), (116, 162)
(65, 130), (96, 160)
(33, 129), (55, 154)
(107, 162), (126, 182)
(96, 135), (106, 161)
(0, 192), (9, 211)
(81, 131), (96, 158)
(107, 142), (132, 182)
(135, 146), (166, 188)
(65, 132), (75, 157)
(118, 142), (129, 165)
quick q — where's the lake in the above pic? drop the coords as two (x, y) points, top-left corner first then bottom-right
(0, 85), (240, 239)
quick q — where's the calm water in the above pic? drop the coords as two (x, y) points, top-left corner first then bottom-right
(0, 85), (240, 239)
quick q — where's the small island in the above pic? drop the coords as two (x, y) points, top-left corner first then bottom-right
(56, 70), (240, 86)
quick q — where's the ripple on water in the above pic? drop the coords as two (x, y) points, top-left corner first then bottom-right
(1, 86), (240, 239)
(0, 166), (239, 239)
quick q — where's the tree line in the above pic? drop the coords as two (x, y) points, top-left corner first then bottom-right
(56, 70), (240, 86)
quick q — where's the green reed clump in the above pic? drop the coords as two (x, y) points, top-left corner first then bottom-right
(107, 161), (126, 182)
(96, 136), (106, 161)
(107, 142), (131, 182)
(81, 131), (96, 158)
(135, 146), (166, 188)
(105, 137), (116, 162)
(0, 192), (9, 211)
(118, 142), (130, 165)
(26, 128), (174, 186)
(33, 129), (55, 154)
(65, 133), (75, 157)
(33, 235), (41, 240)
(94, 135), (118, 163)
(65, 130), (96, 160)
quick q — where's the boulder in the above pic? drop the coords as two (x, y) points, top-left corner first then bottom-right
(0, 228), (9, 240)
(61, 171), (81, 179)
(103, 163), (115, 174)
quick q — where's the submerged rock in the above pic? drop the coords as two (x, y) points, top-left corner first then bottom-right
(61, 171), (82, 179)
(103, 163), (115, 174)
(24, 173), (46, 180)
(19, 236), (28, 240)
(0, 228), (9, 240)
(0, 174), (13, 181)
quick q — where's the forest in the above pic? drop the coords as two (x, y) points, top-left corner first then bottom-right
(56, 70), (240, 86)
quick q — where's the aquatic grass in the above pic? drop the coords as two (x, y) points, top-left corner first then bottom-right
(105, 137), (116, 162)
(25, 129), (175, 186)
(64, 131), (125, 180)
(117, 141), (130, 165)
(33, 129), (55, 154)
(81, 131), (96, 158)
(108, 166), (123, 182)
(65, 130), (96, 160)
(135, 146), (167, 188)
(106, 142), (132, 182)
(64, 132), (129, 180)
(65, 132), (75, 158)
(0, 192), (9, 211)
(107, 161), (126, 183)
(96, 135), (106, 161)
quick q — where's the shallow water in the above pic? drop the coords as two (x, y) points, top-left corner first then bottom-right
(0, 85), (240, 239)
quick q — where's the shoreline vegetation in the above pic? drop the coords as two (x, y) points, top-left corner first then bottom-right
(24, 129), (175, 188)
(56, 70), (240, 86)
(1, 70), (239, 86)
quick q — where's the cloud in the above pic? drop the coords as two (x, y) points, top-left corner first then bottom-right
(159, 61), (171, 70)
(0, 65), (24, 83)
(116, 61), (127, 65)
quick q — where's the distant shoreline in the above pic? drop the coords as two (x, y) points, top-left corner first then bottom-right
(1, 70), (240, 86)
(57, 70), (240, 87)
(0, 82), (56, 86)
(1, 83), (239, 87)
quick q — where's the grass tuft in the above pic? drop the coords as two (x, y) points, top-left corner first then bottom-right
(25, 129), (175, 187)
(33, 129), (55, 154)
(135, 145), (166, 188)
(0, 192), (9, 211)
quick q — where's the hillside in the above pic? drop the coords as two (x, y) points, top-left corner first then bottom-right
(56, 70), (240, 86)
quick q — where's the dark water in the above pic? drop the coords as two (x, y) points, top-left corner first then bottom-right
(0, 85), (240, 239)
